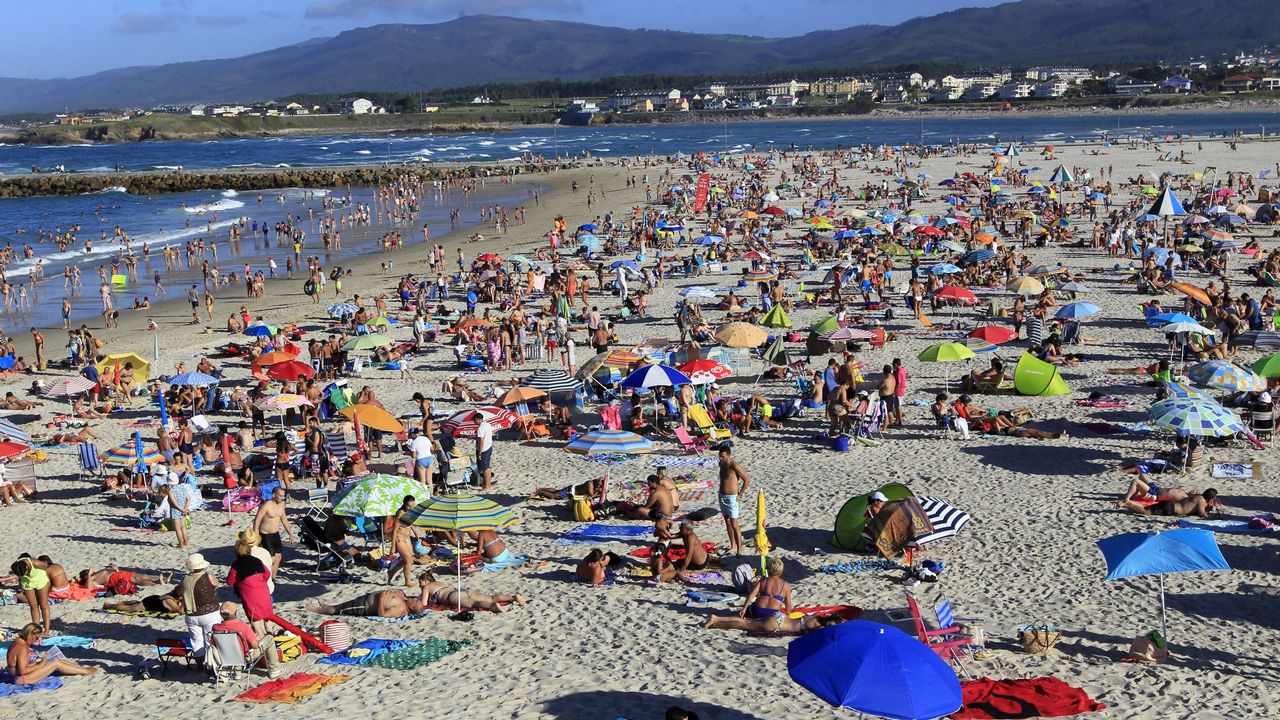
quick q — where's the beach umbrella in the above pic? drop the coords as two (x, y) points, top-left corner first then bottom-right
(401, 494), (519, 611)
(496, 385), (547, 406)
(1097, 529), (1230, 642)
(333, 473), (433, 518)
(822, 328), (875, 342)
(694, 235), (724, 246)
(621, 364), (692, 390)
(43, 376), (97, 398)
(265, 360), (316, 382)
(524, 369), (581, 394)
(576, 349), (646, 382)
(1026, 263), (1067, 277)
(1187, 361), (1265, 393)
(679, 286), (719, 299)
(1059, 281), (1091, 293)
(961, 337), (998, 354)
(566, 428), (655, 455)
(1160, 321), (1214, 335)
(759, 304), (791, 329)
(1250, 352), (1280, 378)
(1162, 380), (1212, 401)
(441, 407), (519, 437)
(0, 417), (32, 445)
(959, 249), (996, 265)
(913, 496), (972, 546)
(1183, 215), (1210, 225)
(97, 353), (151, 388)
(788, 621), (962, 719)
(811, 316), (841, 335)
(677, 359), (733, 385)
(251, 351), (296, 369)
(1006, 276), (1044, 296)
(1148, 188), (1187, 217)
(366, 316), (395, 328)
(1049, 165), (1074, 183)
(1202, 228), (1233, 243)
(167, 372), (219, 387)
(342, 334), (392, 352)
(1150, 312), (1195, 325)
(934, 287), (977, 305)
(244, 322), (278, 337)
(968, 325), (1017, 344)
(103, 441), (162, 466)
(714, 322), (769, 348)
(918, 342), (976, 363)
(1147, 398), (1243, 437)
(256, 394), (312, 412)
(327, 303), (359, 318)
(928, 264), (962, 275)
(0, 441), (30, 462)
(339, 404), (404, 433)
(744, 269), (777, 284)
(1056, 302), (1101, 320)
(1237, 330), (1280, 351)
(938, 240), (965, 253)
(1168, 282), (1212, 306)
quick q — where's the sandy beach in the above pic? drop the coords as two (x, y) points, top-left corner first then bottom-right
(2, 135), (1279, 720)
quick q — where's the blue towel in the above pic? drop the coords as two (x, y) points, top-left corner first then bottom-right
(818, 559), (902, 574)
(685, 591), (739, 604)
(479, 554), (529, 572)
(0, 634), (95, 653)
(317, 638), (421, 666)
(0, 674), (62, 696)
(553, 523), (651, 546)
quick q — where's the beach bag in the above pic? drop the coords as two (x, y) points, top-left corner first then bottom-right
(570, 495), (595, 522)
(274, 634), (303, 662)
(317, 620), (351, 653)
(1017, 623), (1062, 654)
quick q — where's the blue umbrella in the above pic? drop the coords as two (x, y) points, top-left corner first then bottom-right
(1148, 188), (1186, 217)
(788, 621), (961, 719)
(960, 249), (996, 265)
(579, 223), (599, 232)
(1151, 312), (1195, 325)
(695, 234), (724, 245)
(1056, 302), (1101, 320)
(833, 230), (855, 240)
(609, 260), (639, 272)
(168, 372), (219, 386)
(620, 364), (692, 389)
(1216, 214), (1247, 226)
(1089, 192), (1108, 200)
(157, 388), (169, 427)
(815, 199), (832, 207)
(0, 417), (31, 445)
(939, 178), (957, 186)
(928, 264), (962, 275)
(327, 302), (358, 318)
(1135, 213), (1161, 223)
(1097, 529), (1230, 641)
(244, 322), (277, 337)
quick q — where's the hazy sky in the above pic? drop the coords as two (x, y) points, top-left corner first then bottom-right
(10, 0), (1008, 79)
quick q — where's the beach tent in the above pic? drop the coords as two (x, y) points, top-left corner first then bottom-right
(830, 483), (912, 550)
(1013, 352), (1071, 396)
(759, 304), (792, 329)
(96, 352), (151, 388)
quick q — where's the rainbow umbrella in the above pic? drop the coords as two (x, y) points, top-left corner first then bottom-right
(566, 429), (655, 455)
(1168, 282), (1212, 306)
(103, 441), (162, 465)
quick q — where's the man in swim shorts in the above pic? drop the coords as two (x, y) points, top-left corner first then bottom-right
(717, 444), (750, 557)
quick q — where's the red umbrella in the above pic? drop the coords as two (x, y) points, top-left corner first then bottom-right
(936, 287), (977, 304)
(968, 325), (1017, 344)
(762, 206), (786, 215)
(266, 360), (317, 382)
(441, 407), (519, 437)
(0, 441), (29, 462)
(476, 253), (503, 263)
(281, 342), (302, 356)
(677, 358), (733, 381)
(914, 225), (944, 236)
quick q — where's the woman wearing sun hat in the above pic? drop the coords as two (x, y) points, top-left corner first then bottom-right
(180, 553), (221, 664)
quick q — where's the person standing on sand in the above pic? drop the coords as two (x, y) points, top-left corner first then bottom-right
(252, 486), (295, 578)
(30, 328), (44, 371)
(717, 444), (750, 558)
(476, 418), (495, 490)
(186, 285), (200, 324)
(877, 364), (898, 431)
(891, 358), (907, 428)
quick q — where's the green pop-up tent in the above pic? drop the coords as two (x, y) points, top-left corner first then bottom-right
(760, 304), (792, 328)
(831, 482), (913, 550)
(1014, 352), (1071, 396)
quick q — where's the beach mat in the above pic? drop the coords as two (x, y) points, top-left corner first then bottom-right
(317, 639), (421, 666)
(355, 612), (436, 623)
(554, 523), (651, 546)
(1177, 516), (1276, 534)
(953, 676), (1106, 719)
(363, 638), (472, 670)
(818, 559), (903, 574)
(628, 542), (718, 561)
(234, 673), (350, 703)
(1211, 462), (1263, 480)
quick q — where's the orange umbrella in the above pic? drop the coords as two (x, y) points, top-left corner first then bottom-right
(338, 404), (404, 433)
(974, 232), (998, 244)
(455, 317), (491, 332)
(497, 385), (547, 406)
(739, 210), (759, 219)
(252, 351), (296, 368)
(1169, 282), (1212, 306)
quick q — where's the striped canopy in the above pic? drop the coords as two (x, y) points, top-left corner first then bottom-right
(621, 364), (692, 389)
(441, 406), (519, 437)
(1148, 398), (1243, 437)
(333, 473), (433, 518)
(43, 376), (97, 398)
(400, 494), (517, 532)
(524, 369), (582, 393)
(914, 496), (972, 546)
(1188, 361), (1266, 393)
(566, 429), (655, 455)
(0, 417), (32, 445)
(167, 372), (219, 386)
(1147, 187), (1187, 217)
(103, 442), (163, 465)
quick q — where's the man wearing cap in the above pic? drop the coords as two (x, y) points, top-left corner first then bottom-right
(866, 491), (888, 521)
(180, 554), (221, 665)
(211, 602), (281, 678)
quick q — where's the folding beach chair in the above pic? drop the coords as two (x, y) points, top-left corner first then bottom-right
(688, 404), (731, 442)
(5, 458), (37, 499)
(207, 631), (264, 684)
(154, 637), (196, 676)
(78, 442), (104, 482)
(325, 430), (350, 468)
(306, 486), (330, 518)
(905, 591), (971, 677)
(674, 426), (709, 454)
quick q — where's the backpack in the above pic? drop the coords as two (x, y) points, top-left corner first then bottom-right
(570, 495), (595, 522)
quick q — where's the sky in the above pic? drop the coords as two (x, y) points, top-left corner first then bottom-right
(9, 0), (1008, 79)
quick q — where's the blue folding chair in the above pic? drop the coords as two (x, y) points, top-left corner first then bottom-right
(78, 442), (104, 482)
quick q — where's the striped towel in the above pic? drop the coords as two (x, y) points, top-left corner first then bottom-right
(648, 456), (718, 469)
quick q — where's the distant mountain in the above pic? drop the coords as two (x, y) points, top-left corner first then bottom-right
(4, 1), (1279, 114)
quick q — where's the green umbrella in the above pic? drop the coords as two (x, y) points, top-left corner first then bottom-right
(343, 334), (393, 351)
(400, 494), (519, 611)
(1251, 353), (1280, 378)
(919, 342), (976, 390)
(811, 316), (840, 335)
(332, 473), (434, 518)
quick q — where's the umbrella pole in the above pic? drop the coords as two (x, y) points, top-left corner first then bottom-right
(456, 537), (463, 613)
(1159, 573), (1169, 643)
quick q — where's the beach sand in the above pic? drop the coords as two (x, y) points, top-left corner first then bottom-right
(1, 138), (1278, 719)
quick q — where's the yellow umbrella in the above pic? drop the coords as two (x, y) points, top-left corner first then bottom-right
(1006, 276), (1045, 296)
(96, 352), (151, 387)
(338, 404), (405, 433)
(714, 322), (769, 348)
(755, 489), (771, 575)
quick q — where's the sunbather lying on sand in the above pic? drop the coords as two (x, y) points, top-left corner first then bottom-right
(306, 588), (426, 619)
(1119, 488), (1219, 517)
(421, 571), (526, 612)
(103, 588), (181, 614)
(704, 612), (845, 635)
(78, 566), (171, 592)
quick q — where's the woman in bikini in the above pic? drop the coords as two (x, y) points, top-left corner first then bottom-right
(5, 624), (99, 685)
(739, 557), (792, 621)
(468, 528), (512, 567)
(417, 571), (526, 612)
(704, 611), (845, 635)
(387, 496), (420, 588)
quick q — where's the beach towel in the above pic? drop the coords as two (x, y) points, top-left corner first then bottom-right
(681, 570), (728, 584)
(355, 611), (436, 623)
(685, 590), (739, 604)
(234, 673), (350, 703)
(1212, 462), (1263, 480)
(819, 559), (902, 574)
(477, 555), (539, 572)
(100, 607), (180, 619)
(364, 638), (472, 670)
(952, 676), (1106, 719)
(1074, 398), (1129, 408)
(0, 634), (95, 654)
(49, 585), (101, 602)
(554, 524), (651, 546)
(628, 542), (718, 560)
(1177, 516), (1276, 534)
(872, 498), (933, 560)
(0, 674), (61, 697)
(790, 605), (862, 621)
(317, 639), (421, 666)
(648, 456), (718, 469)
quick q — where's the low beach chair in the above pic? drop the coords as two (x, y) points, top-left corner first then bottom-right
(154, 636), (196, 676)
(674, 426), (709, 454)
(306, 486), (330, 518)
(905, 591), (971, 677)
(688, 404), (731, 442)
(207, 631), (264, 684)
(78, 442), (104, 483)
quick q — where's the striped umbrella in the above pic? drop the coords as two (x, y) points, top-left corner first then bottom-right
(103, 442), (163, 465)
(621, 364), (692, 389)
(255, 394), (313, 411)
(399, 493), (519, 611)
(332, 473), (433, 518)
(524, 369), (582, 393)
(1162, 380), (1213, 401)
(0, 441), (30, 462)
(1236, 330), (1280, 350)
(566, 429), (655, 455)
(576, 349), (646, 381)
(43, 376), (97, 398)
(1188, 361), (1265, 393)
(960, 249), (996, 264)
(167, 372), (219, 386)
(1148, 398), (1243, 437)
(744, 269), (777, 284)
(1202, 228), (1233, 243)
(0, 417), (32, 445)
(1168, 282), (1212, 306)
(960, 337), (999, 353)
(1148, 187), (1187, 217)
(441, 407), (519, 437)
(821, 328), (875, 342)
(327, 302), (359, 318)
(1049, 165), (1074, 183)
(244, 321), (278, 337)
(913, 496), (972, 546)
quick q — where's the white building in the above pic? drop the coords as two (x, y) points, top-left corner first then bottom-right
(1025, 66), (1093, 83)
(961, 82), (1001, 102)
(345, 97), (374, 114)
(997, 82), (1035, 100)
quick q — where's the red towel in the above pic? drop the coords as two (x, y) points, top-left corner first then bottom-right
(628, 542), (718, 560)
(953, 676), (1106, 719)
(235, 673), (350, 703)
